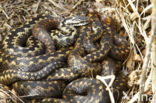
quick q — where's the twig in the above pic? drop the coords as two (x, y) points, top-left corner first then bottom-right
(96, 75), (115, 103)
(141, 4), (153, 15)
(72, 0), (84, 10)
(34, 0), (41, 13)
(0, 6), (9, 19)
(127, 0), (139, 15)
(138, 1), (156, 103)
(116, 8), (135, 44)
(0, 89), (24, 103)
(48, 0), (67, 11)
(151, 0), (156, 100)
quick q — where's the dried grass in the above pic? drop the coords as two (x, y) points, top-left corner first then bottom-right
(0, 0), (153, 103)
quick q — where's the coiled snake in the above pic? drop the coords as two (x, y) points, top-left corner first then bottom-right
(0, 11), (130, 103)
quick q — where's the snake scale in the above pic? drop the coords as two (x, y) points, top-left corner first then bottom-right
(0, 11), (130, 103)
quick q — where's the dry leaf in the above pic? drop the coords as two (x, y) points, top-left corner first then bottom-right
(128, 70), (141, 86)
(133, 53), (142, 61)
(126, 51), (134, 70)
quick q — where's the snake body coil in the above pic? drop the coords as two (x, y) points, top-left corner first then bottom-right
(0, 11), (130, 103)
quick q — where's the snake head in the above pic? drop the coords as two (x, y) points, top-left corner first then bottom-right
(63, 16), (89, 26)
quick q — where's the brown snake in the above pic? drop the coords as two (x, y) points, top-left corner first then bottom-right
(0, 11), (130, 103)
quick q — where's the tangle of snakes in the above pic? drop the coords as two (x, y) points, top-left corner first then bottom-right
(0, 11), (130, 103)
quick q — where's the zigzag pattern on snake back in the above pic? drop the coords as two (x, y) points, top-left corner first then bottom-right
(0, 10), (130, 103)
(0, 14), (88, 78)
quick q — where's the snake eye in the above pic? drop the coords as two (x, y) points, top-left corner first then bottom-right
(63, 16), (89, 26)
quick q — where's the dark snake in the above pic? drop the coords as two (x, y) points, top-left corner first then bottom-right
(0, 11), (130, 103)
